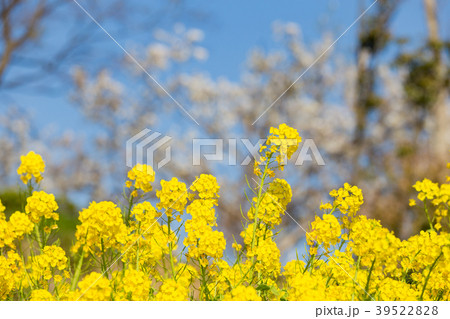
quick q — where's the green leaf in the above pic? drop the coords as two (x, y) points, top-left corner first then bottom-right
(256, 284), (270, 291)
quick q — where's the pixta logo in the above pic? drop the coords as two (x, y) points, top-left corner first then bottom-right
(192, 138), (325, 166)
(126, 130), (325, 169)
(126, 129), (172, 169)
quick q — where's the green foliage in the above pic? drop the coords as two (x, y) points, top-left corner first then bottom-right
(401, 56), (441, 109)
(0, 188), (78, 250)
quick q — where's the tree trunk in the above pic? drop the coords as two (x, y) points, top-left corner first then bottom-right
(424, 0), (450, 164)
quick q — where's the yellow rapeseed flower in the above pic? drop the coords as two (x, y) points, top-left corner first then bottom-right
(17, 151), (45, 184)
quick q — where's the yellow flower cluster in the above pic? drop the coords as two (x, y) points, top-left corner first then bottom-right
(25, 191), (59, 223)
(126, 163), (155, 195)
(129, 201), (161, 230)
(248, 195), (282, 227)
(267, 178), (292, 207)
(72, 201), (127, 255)
(197, 230), (226, 260)
(30, 289), (54, 301)
(258, 123), (302, 168)
(0, 199), (5, 217)
(2, 126), (450, 301)
(0, 255), (16, 300)
(156, 177), (188, 219)
(399, 230), (450, 299)
(0, 211), (34, 249)
(253, 237), (281, 276)
(190, 174), (220, 203)
(248, 179), (292, 228)
(349, 216), (402, 276)
(307, 214), (341, 253)
(329, 183), (364, 217)
(113, 269), (152, 301)
(413, 178), (440, 201)
(121, 223), (173, 272)
(224, 285), (261, 301)
(9, 212), (34, 240)
(412, 177), (450, 230)
(184, 177), (226, 266)
(75, 272), (111, 301)
(376, 278), (417, 301)
(30, 245), (68, 286)
(155, 279), (189, 301)
(286, 271), (327, 301)
(17, 151), (45, 184)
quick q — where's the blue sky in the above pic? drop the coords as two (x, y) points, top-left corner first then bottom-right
(7, 0), (450, 133)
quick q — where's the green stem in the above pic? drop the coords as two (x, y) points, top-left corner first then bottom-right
(71, 252), (84, 291)
(420, 252), (442, 300)
(424, 202), (435, 231)
(167, 216), (176, 280)
(351, 256), (361, 301)
(100, 238), (109, 278)
(34, 224), (43, 252)
(135, 221), (141, 270)
(18, 240), (34, 291)
(200, 264), (210, 301)
(27, 181), (33, 196)
(125, 190), (134, 226)
(247, 157), (273, 283)
(364, 257), (376, 300)
(250, 158), (271, 254)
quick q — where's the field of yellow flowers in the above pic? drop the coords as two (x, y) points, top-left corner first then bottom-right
(1, 124), (449, 301)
